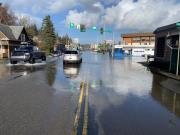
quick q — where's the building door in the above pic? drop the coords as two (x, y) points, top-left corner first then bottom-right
(156, 37), (165, 57)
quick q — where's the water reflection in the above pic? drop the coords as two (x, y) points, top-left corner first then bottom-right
(0, 64), (45, 79)
(63, 64), (81, 79)
(151, 74), (180, 118)
(46, 64), (57, 86)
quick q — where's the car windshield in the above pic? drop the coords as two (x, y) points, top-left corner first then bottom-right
(65, 51), (78, 54)
(18, 46), (33, 52)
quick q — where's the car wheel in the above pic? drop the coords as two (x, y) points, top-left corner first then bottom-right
(10, 60), (17, 64)
(42, 56), (46, 61)
(29, 58), (35, 64)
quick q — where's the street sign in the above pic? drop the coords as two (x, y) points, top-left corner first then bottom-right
(176, 22), (180, 27)
(92, 26), (97, 30)
(69, 23), (75, 29)
(76, 24), (81, 30)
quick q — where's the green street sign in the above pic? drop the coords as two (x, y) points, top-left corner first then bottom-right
(176, 22), (180, 27)
(76, 24), (81, 30)
(69, 23), (75, 29)
(92, 26), (97, 30)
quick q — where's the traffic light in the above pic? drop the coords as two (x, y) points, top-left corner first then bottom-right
(80, 24), (86, 32)
(69, 22), (75, 29)
(100, 27), (104, 35)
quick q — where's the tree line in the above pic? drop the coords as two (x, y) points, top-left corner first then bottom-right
(0, 3), (72, 53)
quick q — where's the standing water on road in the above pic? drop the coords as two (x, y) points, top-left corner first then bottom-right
(49, 52), (180, 135)
(0, 52), (180, 135)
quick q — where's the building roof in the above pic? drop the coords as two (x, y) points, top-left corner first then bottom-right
(122, 32), (154, 38)
(9, 26), (24, 39)
(154, 22), (180, 34)
(0, 23), (24, 40)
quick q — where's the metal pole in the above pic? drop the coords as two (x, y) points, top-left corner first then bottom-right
(176, 31), (180, 76)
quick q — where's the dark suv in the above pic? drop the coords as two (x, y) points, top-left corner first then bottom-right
(10, 46), (46, 64)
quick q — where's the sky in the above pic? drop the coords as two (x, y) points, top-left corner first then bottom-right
(1, 0), (180, 44)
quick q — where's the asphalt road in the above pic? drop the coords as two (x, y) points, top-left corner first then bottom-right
(0, 52), (180, 135)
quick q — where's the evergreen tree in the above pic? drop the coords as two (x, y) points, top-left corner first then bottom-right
(40, 15), (56, 53)
(59, 34), (72, 45)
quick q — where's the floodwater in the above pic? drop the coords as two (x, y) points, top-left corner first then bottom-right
(0, 52), (180, 135)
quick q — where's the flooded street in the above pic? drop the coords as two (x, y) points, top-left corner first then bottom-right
(0, 52), (180, 135)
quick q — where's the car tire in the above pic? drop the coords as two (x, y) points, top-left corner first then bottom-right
(10, 60), (17, 64)
(42, 56), (46, 61)
(29, 58), (35, 64)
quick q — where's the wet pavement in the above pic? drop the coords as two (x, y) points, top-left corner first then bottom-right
(0, 52), (180, 135)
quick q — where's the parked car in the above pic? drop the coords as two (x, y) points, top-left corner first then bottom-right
(63, 50), (82, 64)
(10, 45), (46, 64)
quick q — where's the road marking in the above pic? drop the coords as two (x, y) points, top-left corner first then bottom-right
(73, 81), (84, 135)
(72, 81), (89, 135)
(82, 81), (89, 135)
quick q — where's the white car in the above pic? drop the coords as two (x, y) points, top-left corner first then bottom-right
(63, 50), (82, 64)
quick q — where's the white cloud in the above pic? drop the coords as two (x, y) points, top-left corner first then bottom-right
(104, 0), (180, 31)
(2, 0), (180, 32)
(15, 12), (42, 27)
(66, 10), (100, 27)
(48, 0), (77, 13)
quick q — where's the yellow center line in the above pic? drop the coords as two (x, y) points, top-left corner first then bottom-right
(73, 81), (84, 135)
(82, 81), (89, 135)
(72, 80), (89, 135)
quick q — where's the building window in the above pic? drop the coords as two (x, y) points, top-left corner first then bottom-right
(20, 34), (26, 42)
(132, 37), (141, 41)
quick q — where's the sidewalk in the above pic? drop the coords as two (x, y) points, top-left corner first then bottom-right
(150, 66), (180, 81)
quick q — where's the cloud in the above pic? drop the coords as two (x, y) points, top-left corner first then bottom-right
(2, 0), (180, 32)
(66, 10), (101, 27)
(15, 12), (42, 28)
(103, 0), (180, 31)
(48, 0), (77, 13)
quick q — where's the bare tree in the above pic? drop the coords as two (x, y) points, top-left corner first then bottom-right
(18, 16), (31, 27)
(0, 4), (16, 25)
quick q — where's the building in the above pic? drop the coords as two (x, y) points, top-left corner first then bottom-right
(72, 38), (79, 44)
(104, 40), (115, 45)
(153, 22), (180, 74)
(121, 32), (155, 45)
(0, 23), (30, 59)
(120, 32), (155, 56)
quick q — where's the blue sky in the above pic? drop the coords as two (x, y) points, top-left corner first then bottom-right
(1, 0), (180, 44)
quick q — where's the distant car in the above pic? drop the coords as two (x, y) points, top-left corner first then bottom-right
(10, 45), (46, 64)
(63, 50), (82, 64)
(51, 51), (61, 57)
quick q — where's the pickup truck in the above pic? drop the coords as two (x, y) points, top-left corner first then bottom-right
(10, 45), (46, 64)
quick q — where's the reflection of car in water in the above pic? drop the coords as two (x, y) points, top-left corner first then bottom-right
(63, 64), (81, 78)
